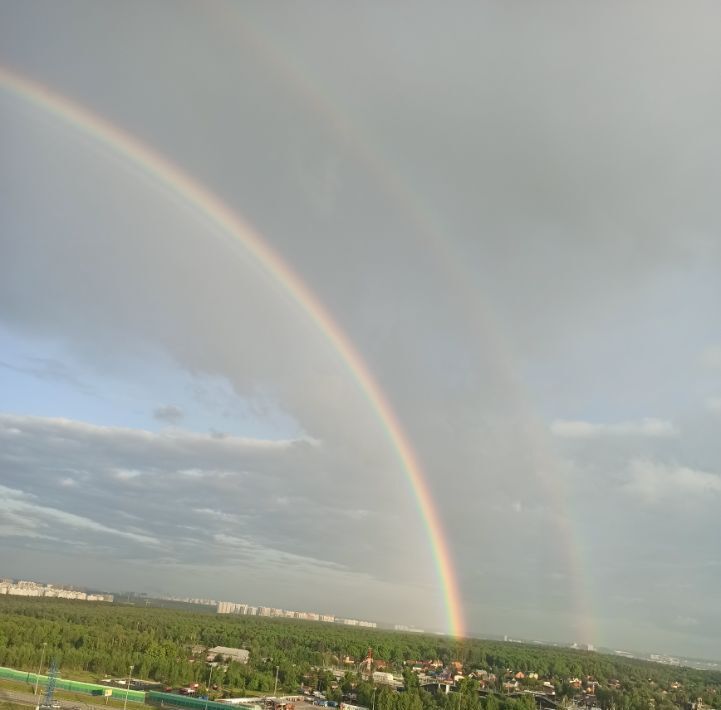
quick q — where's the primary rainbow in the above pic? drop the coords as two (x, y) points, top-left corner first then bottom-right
(0, 65), (465, 638)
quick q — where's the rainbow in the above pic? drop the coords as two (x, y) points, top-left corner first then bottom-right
(212, 13), (597, 645)
(0, 65), (465, 638)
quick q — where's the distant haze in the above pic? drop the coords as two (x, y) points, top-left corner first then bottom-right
(2, 1), (721, 658)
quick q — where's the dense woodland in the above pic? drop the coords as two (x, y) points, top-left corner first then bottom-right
(0, 598), (719, 710)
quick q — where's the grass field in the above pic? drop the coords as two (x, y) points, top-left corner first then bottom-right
(0, 678), (154, 710)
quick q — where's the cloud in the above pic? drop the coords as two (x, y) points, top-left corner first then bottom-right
(624, 458), (721, 505)
(706, 396), (721, 413)
(0, 356), (93, 392)
(0, 413), (306, 454)
(0, 412), (421, 592)
(700, 345), (721, 370)
(0, 484), (159, 546)
(550, 418), (677, 438)
(153, 404), (184, 424)
(0, 410), (458, 624)
(4, 0), (721, 653)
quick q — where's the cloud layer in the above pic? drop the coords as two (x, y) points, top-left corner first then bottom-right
(2, 0), (721, 658)
(551, 418), (677, 439)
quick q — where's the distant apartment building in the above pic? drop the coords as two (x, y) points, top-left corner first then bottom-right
(338, 618), (376, 628)
(394, 624), (424, 633)
(217, 601), (264, 616)
(163, 596), (217, 606)
(217, 601), (244, 614)
(0, 580), (113, 602)
(215, 600), (378, 627)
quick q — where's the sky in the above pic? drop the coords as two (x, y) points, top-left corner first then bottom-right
(2, 0), (721, 659)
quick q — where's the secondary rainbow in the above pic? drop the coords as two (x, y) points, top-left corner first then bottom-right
(0, 65), (465, 638)
(216, 14), (597, 645)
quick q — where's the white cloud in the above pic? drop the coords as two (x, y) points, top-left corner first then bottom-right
(673, 615), (699, 628)
(114, 468), (143, 481)
(0, 412), (419, 591)
(194, 508), (246, 524)
(700, 345), (721, 370)
(0, 484), (160, 545)
(0, 413), (313, 455)
(706, 396), (721, 413)
(624, 459), (721, 504)
(550, 418), (676, 438)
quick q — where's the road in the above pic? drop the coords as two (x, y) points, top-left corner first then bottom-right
(0, 686), (114, 710)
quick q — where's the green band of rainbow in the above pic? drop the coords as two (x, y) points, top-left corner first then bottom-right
(0, 65), (465, 638)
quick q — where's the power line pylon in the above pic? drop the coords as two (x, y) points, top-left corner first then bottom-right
(38, 658), (59, 710)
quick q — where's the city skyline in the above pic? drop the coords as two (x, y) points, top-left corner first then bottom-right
(4, 572), (721, 669)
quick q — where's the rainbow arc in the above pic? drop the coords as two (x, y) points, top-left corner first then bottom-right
(0, 65), (465, 638)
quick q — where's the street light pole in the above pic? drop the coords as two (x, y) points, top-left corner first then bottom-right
(34, 642), (47, 696)
(274, 666), (279, 697)
(372, 687), (377, 710)
(204, 664), (214, 710)
(123, 665), (134, 710)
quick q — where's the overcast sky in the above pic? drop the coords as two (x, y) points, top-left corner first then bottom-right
(2, 1), (721, 659)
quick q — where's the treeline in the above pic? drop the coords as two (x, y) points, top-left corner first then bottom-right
(0, 597), (718, 710)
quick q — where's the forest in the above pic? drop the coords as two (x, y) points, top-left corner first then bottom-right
(0, 597), (719, 710)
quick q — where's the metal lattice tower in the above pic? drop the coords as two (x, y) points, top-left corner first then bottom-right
(41, 658), (59, 708)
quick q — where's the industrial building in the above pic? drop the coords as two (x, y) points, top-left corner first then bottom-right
(207, 647), (250, 665)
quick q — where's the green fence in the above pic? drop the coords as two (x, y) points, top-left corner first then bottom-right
(0, 666), (146, 702)
(147, 692), (256, 710)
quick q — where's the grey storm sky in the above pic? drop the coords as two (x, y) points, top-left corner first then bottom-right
(2, 1), (721, 658)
